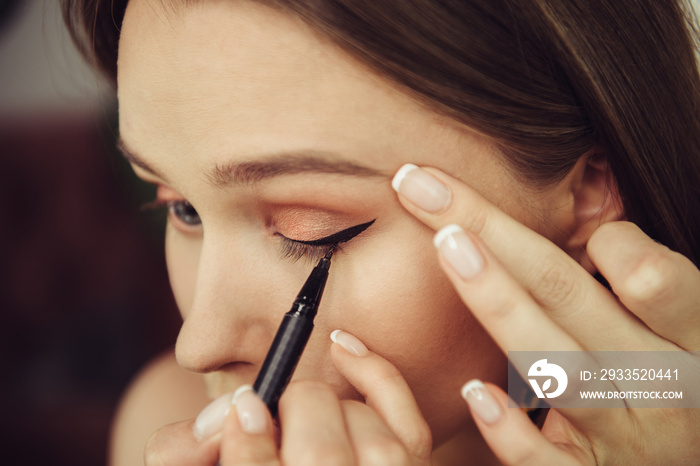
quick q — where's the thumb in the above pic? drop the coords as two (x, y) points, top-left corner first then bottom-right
(145, 419), (220, 466)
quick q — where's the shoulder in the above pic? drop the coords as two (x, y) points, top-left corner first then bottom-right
(108, 350), (210, 466)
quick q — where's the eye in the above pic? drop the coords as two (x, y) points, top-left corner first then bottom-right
(141, 185), (202, 232)
(278, 240), (334, 263)
(277, 219), (375, 263)
(168, 200), (201, 226)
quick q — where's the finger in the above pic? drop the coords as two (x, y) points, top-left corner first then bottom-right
(589, 221), (700, 350)
(145, 419), (220, 466)
(341, 400), (414, 466)
(220, 388), (279, 465)
(433, 224), (627, 433)
(392, 164), (649, 350)
(433, 223), (581, 354)
(461, 380), (590, 466)
(276, 380), (354, 466)
(329, 330), (432, 462)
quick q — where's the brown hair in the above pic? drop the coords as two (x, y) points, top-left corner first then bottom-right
(61, 0), (700, 266)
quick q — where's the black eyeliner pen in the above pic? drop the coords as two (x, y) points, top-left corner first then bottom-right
(252, 247), (334, 417)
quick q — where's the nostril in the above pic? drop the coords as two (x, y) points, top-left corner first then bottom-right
(174, 292), (279, 376)
(176, 317), (272, 368)
(218, 360), (258, 374)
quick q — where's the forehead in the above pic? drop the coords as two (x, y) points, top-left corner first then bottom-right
(119, 0), (344, 98)
(117, 0), (438, 177)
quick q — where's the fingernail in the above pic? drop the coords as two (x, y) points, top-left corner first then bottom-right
(192, 385), (251, 441)
(461, 379), (502, 425)
(235, 387), (269, 434)
(330, 329), (369, 356)
(193, 392), (235, 441)
(434, 224), (484, 279)
(392, 163), (452, 213)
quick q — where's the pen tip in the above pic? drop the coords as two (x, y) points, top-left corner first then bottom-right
(324, 245), (335, 260)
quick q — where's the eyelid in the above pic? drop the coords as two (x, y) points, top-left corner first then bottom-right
(140, 185), (185, 210)
(281, 219), (376, 246)
(276, 219), (375, 264)
(155, 184), (185, 201)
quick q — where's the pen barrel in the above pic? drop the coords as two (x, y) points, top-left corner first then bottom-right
(253, 308), (314, 416)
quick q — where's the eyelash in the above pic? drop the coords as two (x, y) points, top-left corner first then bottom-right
(142, 199), (201, 228)
(278, 239), (340, 263)
(142, 198), (342, 263)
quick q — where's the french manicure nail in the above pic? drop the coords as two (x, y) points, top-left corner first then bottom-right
(434, 224), (484, 279)
(235, 388), (269, 434)
(193, 392), (236, 441)
(392, 163), (452, 213)
(192, 385), (252, 441)
(330, 329), (369, 356)
(461, 379), (502, 425)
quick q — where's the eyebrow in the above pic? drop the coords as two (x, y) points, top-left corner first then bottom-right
(117, 137), (166, 179)
(116, 137), (387, 186)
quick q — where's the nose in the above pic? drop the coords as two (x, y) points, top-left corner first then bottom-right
(174, 230), (286, 374)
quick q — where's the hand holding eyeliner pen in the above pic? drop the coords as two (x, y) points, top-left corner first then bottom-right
(252, 247), (334, 417)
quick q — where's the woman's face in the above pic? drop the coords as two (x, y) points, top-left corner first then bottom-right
(118, 0), (569, 443)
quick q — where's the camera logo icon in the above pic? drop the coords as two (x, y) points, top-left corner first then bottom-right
(528, 359), (568, 399)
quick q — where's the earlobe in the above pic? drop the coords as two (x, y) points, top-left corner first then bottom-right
(564, 151), (625, 273)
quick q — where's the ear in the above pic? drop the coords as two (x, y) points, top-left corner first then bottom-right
(562, 150), (624, 273)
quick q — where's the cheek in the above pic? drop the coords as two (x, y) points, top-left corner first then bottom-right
(165, 224), (202, 317)
(321, 216), (505, 441)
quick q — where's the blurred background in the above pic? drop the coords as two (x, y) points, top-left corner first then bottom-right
(0, 1), (180, 464)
